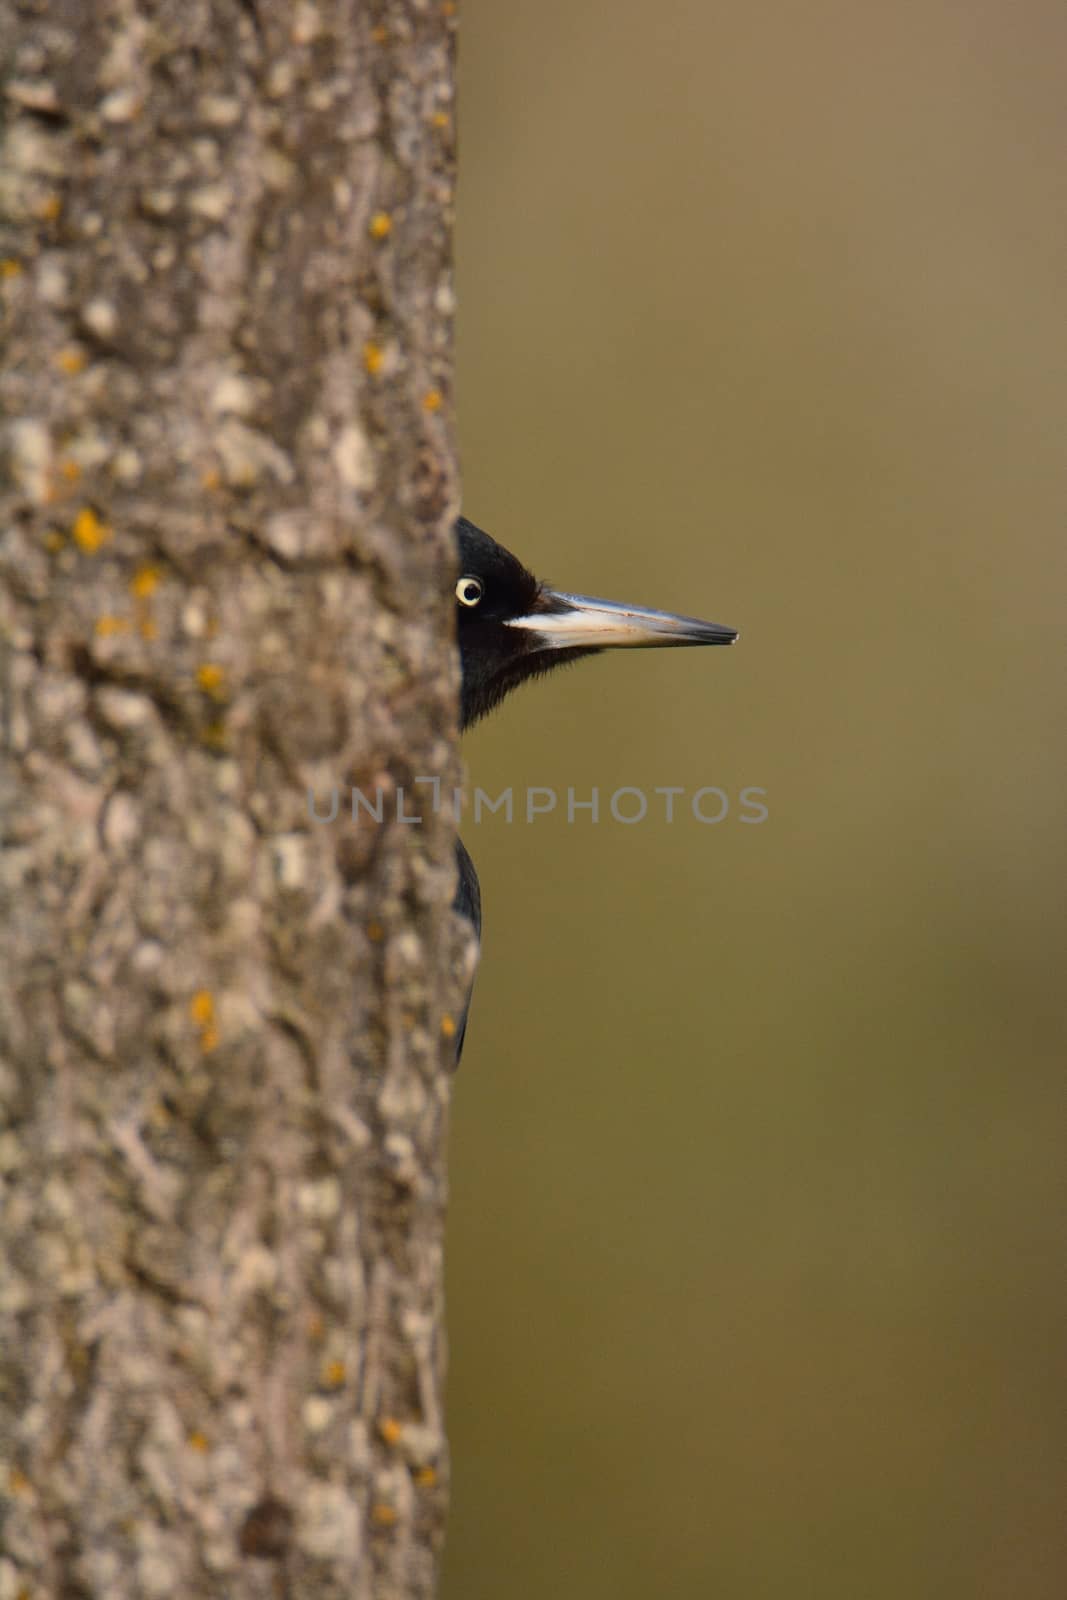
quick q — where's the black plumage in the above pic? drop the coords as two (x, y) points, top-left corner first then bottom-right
(452, 515), (736, 1058)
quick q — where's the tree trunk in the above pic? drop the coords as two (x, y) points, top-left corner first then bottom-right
(0, 4), (463, 1596)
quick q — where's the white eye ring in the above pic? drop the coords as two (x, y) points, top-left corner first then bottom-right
(456, 576), (484, 607)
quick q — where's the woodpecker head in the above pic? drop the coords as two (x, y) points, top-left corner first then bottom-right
(455, 516), (737, 729)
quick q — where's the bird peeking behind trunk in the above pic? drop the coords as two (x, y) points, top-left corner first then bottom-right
(452, 515), (738, 1059)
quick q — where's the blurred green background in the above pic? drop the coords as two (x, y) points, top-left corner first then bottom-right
(443, 3), (1066, 1597)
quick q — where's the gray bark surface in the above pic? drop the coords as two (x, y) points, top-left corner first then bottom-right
(0, 3), (464, 1595)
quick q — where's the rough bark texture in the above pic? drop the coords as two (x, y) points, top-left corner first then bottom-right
(0, 3), (465, 1596)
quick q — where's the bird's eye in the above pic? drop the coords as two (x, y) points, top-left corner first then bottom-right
(456, 576), (484, 607)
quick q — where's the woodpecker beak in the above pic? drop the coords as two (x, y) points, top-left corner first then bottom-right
(505, 589), (738, 650)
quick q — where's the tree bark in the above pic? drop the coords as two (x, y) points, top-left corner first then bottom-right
(0, 4), (463, 1596)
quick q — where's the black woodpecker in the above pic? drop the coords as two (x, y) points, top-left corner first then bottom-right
(453, 515), (737, 1057)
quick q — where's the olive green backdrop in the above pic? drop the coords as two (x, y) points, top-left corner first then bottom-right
(444, 4), (1065, 1597)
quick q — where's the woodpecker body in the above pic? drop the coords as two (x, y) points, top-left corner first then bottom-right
(453, 516), (737, 1058)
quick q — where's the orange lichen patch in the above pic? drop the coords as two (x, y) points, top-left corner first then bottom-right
(59, 457), (81, 483)
(0, 258), (23, 278)
(321, 1359), (347, 1389)
(369, 211), (393, 240)
(196, 662), (226, 698)
(190, 989), (220, 1056)
(441, 0), (457, 16)
(370, 24), (388, 43)
(72, 506), (111, 554)
(431, 111), (450, 130)
(200, 466), (221, 491)
(378, 1417), (402, 1447)
(362, 341), (384, 376)
(55, 345), (88, 374)
(94, 615), (131, 638)
(366, 920), (384, 944)
(190, 990), (215, 1028)
(422, 388), (442, 413)
(138, 616), (158, 641)
(130, 564), (162, 599)
(440, 1013), (456, 1040)
(414, 1465), (437, 1489)
(36, 192), (62, 221)
(187, 1430), (210, 1453)
(371, 1503), (398, 1528)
